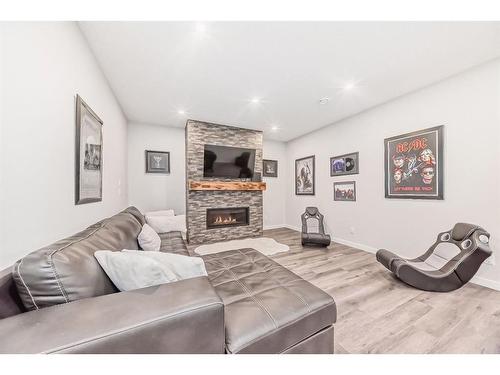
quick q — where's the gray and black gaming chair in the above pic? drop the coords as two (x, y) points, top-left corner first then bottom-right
(301, 207), (331, 247)
(376, 223), (491, 292)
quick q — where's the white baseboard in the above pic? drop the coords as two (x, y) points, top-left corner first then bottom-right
(280, 224), (500, 291)
(470, 275), (500, 291)
(263, 224), (288, 230)
(330, 236), (379, 254)
(283, 224), (301, 231)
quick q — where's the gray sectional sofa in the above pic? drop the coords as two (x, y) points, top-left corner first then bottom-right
(0, 207), (336, 354)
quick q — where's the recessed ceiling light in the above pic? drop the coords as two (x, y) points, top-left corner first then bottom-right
(318, 97), (330, 105)
(251, 97), (261, 104)
(177, 109), (186, 115)
(270, 125), (279, 132)
(343, 82), (356, 91)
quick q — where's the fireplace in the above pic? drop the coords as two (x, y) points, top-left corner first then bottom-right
(206, 207), (249, 229)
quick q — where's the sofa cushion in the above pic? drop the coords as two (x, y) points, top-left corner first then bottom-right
(159, 231), (190, 256)
(12, 207), (143, 311)
(126, 206), (146, 226)
(202, 248), (336, 353)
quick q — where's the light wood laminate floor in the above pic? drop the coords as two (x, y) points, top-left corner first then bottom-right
(264, 227), (500, 354)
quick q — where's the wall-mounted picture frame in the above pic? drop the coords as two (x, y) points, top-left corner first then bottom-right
(384, 125), (444, 200)
(146, 150), (170, 174)
(75, 94), (103, 205)
(295, 155), (315, 195)
(334, 181), (356, 202)
(330, 152), (359, 176)
(263, 159), (278, 177)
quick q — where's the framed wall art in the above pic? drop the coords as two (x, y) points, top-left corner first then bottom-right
(384, 125), (444, 200)
(146, 150), (170, 174)
(334, 181), (356, 202)
(263, 159), (278, 177)
(75, 94), (103, 205)
(330, 152), (359, 176)
(295, 155), (315, 195)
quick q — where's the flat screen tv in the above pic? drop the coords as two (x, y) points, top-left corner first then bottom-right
(203, 144), (256, 179)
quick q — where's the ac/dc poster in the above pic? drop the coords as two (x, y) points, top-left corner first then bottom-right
(384, 125), (444, 200)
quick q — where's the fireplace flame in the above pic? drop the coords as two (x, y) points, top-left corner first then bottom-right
(213, 215), (237, 225)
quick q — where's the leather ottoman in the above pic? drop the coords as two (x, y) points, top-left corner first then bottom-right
(202, 248), (337, 353)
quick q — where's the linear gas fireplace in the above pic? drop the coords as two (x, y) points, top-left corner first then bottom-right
(206, 207), (249, 229)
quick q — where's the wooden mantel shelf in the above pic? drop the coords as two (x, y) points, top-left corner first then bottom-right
(189, 180), (266, 191)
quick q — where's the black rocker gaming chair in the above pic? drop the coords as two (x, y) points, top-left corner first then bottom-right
(301, 207), (331, 247)
(376, 223), (491, 292)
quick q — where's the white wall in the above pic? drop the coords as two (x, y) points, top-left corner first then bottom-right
(263, 140), (287, 228)
(127, 122), (186, 214)
(0, 22), (128, 268)
(286, 59), (500, 289)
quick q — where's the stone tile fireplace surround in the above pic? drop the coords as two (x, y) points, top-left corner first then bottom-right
(185, 120), (264, 244)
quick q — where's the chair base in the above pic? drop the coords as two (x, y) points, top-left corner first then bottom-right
(301, 234), (331, 247)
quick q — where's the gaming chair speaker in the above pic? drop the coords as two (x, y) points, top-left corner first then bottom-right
(301, 207), (331, 247)
(376, 223), (491, 292)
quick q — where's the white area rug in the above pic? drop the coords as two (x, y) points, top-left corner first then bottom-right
(194, 237), (289, 256)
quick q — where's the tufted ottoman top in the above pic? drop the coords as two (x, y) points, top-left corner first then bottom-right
(202, 248), (336, 353)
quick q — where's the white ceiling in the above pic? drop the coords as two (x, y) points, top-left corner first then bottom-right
(79, 22), (500, 141)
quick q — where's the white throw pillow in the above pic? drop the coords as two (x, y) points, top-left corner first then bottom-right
(145, 209), (175, 219)
(94, 250), (207, 292)
(123, 250), (207, 280)
(138, 224), (161, 251)
(146, 214), (186, 234)
(94, 250), (178, 291)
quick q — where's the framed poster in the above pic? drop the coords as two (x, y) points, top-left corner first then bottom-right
(295, 155), (315, 195)
(330, 152), (359, 176)
(384, 125), (444, 200)
(263, 159), (278, 177)
(334, 181), (356, 201)
(75, 94), (103, 205)
(146, 150), (170, 174)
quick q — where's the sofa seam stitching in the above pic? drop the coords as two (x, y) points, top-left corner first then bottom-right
(16, 258), (39, 310)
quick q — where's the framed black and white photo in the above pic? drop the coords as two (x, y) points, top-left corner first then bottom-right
(384, 125), (444, 200)
(334, 181), (356, 202)
(75, 94), (103, 205)
(330, 152), (359, 176)
(295, 155), (315, 195)
(263, 159), (278, 177)
(146, 150), (170, 174)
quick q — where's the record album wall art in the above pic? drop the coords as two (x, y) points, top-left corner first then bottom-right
(330, 152), (359, 176)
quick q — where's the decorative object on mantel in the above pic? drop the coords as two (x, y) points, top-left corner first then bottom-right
(330, 152), (359, 176)
(263, 159), (278, 177)
(188, 180), (266, 191)
(384, 125), (443, 200)
(334, 181), (356, 201)
(145, 150), (170, 174)
(295, 155), (315, 195)
(75, 94), (103, 205)
(194, 237), (289, 256)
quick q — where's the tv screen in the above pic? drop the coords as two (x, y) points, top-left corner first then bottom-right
(203, 144), (256, 179)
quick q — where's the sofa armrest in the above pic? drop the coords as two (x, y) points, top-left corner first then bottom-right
(0, 276), (224, 354)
